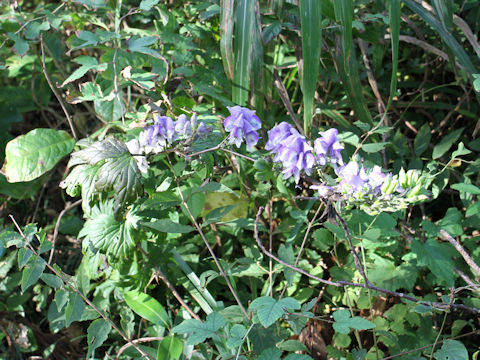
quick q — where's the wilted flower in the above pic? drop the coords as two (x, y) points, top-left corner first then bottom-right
(266, 122), (316, 184)
(224, 106), (261, 150)
(314, 128), (343, 165)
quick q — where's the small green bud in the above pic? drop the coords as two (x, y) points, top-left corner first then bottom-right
(399, 168), (407, 188)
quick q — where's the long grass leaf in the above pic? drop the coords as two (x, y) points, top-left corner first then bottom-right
(171, 249), (219, 314)
(334, 0), (373, 125)
(299, 0), (322, 136)
(387, 0), (400, 110)
(220, 0), (235, 81)
(252, 1), (264, 119)
(233, 0), (255, 106)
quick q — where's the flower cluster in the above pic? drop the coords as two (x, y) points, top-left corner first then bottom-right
(314, 128), (343, 166)
(127, 113), (206, 173)
(265, 122), (316, 184)
(336, 161), (385, 197)
(224, 106), (261, 151)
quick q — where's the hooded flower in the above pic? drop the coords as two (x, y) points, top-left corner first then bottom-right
(138, 115), (176, 154)
(224, 106), (261, 150)
(266, 122), (316, 184)
(314, 128), (343, 165)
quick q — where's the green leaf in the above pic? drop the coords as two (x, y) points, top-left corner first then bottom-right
(94, 96), (125, 122)
(434, 340), (468, 360)
(55, 289), (68, 312)
(258, 347), (282, 360)
(284, 354), (314, 360)
(249, 296), (300, 328)
(278, 340), (309, 352)
(451, 183), (480, 195)
(8, 33), (29, 56)
(21, 256), (46, 292)
(18, 248), (33, 269)
(61, 56), (108, 87)
(157, 335), (183, 360)
(232, 0), (255, 106)
(361, 142), (387, 153)
(226, 324), (247, 349)
(124, 290), (170, 328)
(219, 0), (235, 80)
(300, 0), (322, 135)
(72, 0), (107, 9)
(78, 201), (136, 257)
(387, 0), (401, 109)
(414, 123), (431, 156)
(432, 128), (464, 159)
(172, 312), (226, 345)
(65, 292), (85, 327)
(451, 142), (471, 158)
(128, 36), (161, 58)
(140, 0), (160, 11)
(141, 219), (195, 234)
(192, 182), (238, 196)
(2, 129), (75, 182)
(68, 138), (143, 214)
(25, 21), (50, 39)
(412, 239), (455, 286)
(332, 309), (375, 334)
(368, 254), (417, 292)
(40, 273), (63, 289)
(86, 319), (112, 358)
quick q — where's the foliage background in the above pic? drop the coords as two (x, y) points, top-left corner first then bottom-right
(0, 0), (479, 359)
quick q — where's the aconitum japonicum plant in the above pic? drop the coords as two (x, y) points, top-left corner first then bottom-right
(223, 106), (262, 150)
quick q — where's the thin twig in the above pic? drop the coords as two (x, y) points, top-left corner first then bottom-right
(39, 34), (78, 140)
(454, 267), (479, 291)
(188, 143), (255, 162)
(136, 245), (200, 321)
(48, 199), (82, 264)
(440, 229), (480, 278)
(116, 336), (163, 359)
(279, 203), (323, 299)
(253, 207), (480, 315)
(166, 155), (250, 319)
(273, 69), (305, 135)
(331, 205), (372, 287)
(9, 215), (154, 360)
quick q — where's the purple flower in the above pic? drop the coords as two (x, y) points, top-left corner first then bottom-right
(266, 122), (315, 184)
(337, 161), (368, 194)
(367, 165), (386, 193)
(224, 106), (261, 150)
(139, 115), (176, 154)
(175, 114), (192, 137)
(314, 128), (343, 165)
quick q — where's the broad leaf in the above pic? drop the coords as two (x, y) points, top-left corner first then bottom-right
(172, 312), (226, 345)
(40, 273), (63, 289)
(21, 256), (46, 292)
(249, 296), (300, 328)
(65, 292), (85, 327)
(124, 290), (170, 328)
(86, 319), (112, 358)
(332, 309), (375, 334)
(2, 129), (75, 182)
(128, 36), (161, 58)
(434, 340), (468, 360)
(78, 201), (137, 257)
(61, 56), (108, 87)
(368, 254), (417, 292)
(141, 219), (195, 234)
(432, 127), (464, 159)
(226, 324), (247, 349)
(65, 138), (143, 215)
(156, 335), (183, 360)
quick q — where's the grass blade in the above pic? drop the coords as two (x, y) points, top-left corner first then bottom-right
(387, 0), (400, 110)
(233, 0), (255, 106)
(220, 0), (235, 81)
(252, 1), (264, 119)
(334, 0), (373, 125)
(299, 0), (322, 136)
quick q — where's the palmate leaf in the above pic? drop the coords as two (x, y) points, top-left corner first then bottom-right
(172, 312), (226, 346)
(249, 296), (300, 328)
(63, 138), (143, 215)
(78, 201), (137, 257)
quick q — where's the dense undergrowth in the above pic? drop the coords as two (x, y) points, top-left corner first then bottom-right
(0, 0), (480, 359)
